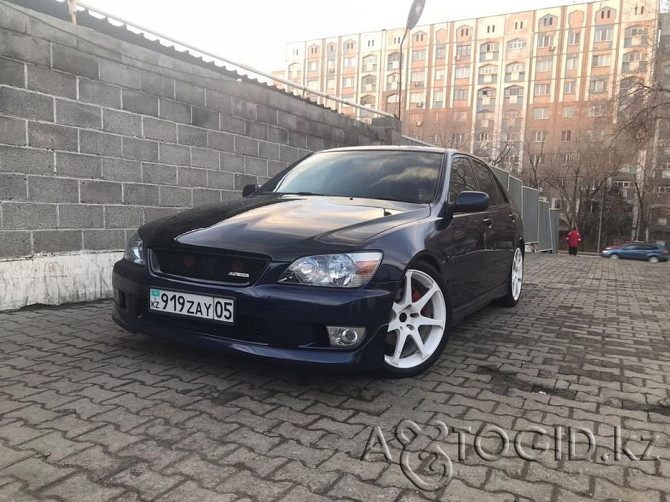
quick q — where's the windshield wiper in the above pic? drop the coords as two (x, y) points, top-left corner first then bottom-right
(278, 191), (326, 196)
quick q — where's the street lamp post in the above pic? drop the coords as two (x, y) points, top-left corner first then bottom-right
(397, 0), (426, 123)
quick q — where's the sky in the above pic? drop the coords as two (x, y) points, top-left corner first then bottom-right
(78, 0), (580, 75)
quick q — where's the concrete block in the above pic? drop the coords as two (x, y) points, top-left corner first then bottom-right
(306, 135), (325, 152)
(2, 202), (57, 229)
(80, 130), (123, 157)
(0, 2), (27, 31)
(204, 90), (231, 113)
(142, 163), (177, 185)
(26, 15), (77, 48)
(83, 229), (126, 251)
(27, 176), (78, 203)
(103, 109), (141, 137)
(140, 70), (175, 99)
(234, 136), (259, 156)
(159, 143), (190, 166)
(256, 105), (278, 126)
(207, 170), (233, 190)
(288, 131), (307, 149)
(244, 157), (267, 177)
(55, 152), (102, 179)
(279, 145), (299, 163)
(220, 152), (244, 172)
(0, 57), (25, 87)
(27, 66), (76, 99)
(234, 173), (257, 190)
(159, 98), (191, 123)
(123, 184), (159, 206)
(191, 148), (219, 169)
(231, 97), (257, 121)
(122, 89), (158, 117)
(144, 206), (179, 223)
(268, 160), (288, 177)
(259, 141), (280, 161)
(247, 122), (267, 141)
(58, 204), (104, 229)
(219, 113), (245, 135)
(177, 125), (207, 147)
(160, 186), (191, 207)
(123, 138), (158, 162)
(33, 230), (82, 254)
(52, 44), (99, 80)
(0, 146), (54, 175)
(55, 100), (101, 130)
(0, 173), (27, 201)
(267, 125), (288, 145)
(100, 59), (140, 89)
(79, 78), (121, 109)
(0, 230), (31, 258)
(277, 112), (298, 131)
(0, 30), (50, 66)
(177, 167), (207, 187)
(207, 131), (234, 152)
(143, 117), (177, 143)
(193, 188), (221, 206)
(0, 115), (27, 146)
(0, 87), (53, 121)
(192, 107), (219, 130)
(102, 158), (141, 183)
(175, 81), (205, 106)
(80, 180), (122, 204)
(105, 205), (144, 229)
(28, 122), (78, 152)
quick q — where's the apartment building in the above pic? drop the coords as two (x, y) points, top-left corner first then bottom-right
(280, 0), (658, 176)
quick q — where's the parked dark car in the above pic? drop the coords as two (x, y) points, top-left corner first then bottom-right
(601, 242), (668, 263)
(112, 146), (524, 376)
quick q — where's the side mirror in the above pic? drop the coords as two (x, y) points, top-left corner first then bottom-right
(454, 191), (489, 213)
(242, 184), (261, 197)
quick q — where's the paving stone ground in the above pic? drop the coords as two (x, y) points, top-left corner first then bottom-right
(0, 254), (669, 501)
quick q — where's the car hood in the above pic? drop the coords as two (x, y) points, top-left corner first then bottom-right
(141, 194), (430, 260)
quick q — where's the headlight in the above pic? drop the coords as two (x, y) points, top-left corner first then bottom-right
(123, 232), (145, 265)
(279, 252), (382, 288)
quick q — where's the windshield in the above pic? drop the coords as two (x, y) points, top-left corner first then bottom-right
(261, 151), (443, 204)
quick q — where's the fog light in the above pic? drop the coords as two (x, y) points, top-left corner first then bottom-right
(327, 326), (366, 347)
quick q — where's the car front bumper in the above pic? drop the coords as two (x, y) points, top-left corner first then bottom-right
(111, 259), (397, 370)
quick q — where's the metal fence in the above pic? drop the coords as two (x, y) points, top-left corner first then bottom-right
(492, 167), (559, 252)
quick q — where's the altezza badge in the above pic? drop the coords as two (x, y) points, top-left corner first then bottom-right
(228, 271), (250, 278)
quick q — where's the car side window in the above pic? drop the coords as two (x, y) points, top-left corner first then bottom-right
(448, 157), (479, 203)
(470, 160), (507, 206)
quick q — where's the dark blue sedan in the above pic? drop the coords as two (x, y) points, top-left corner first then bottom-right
(601, 242), (668, 263)
(112, 146), (524, 376)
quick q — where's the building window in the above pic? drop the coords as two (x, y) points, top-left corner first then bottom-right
(541, 16), (554, 27)
(564, 80), (576, 94)
(434, 68), (446, 80)
(454, 111), (467, 121)
(326, 79), (335, 89)
(587, 104), (606, 117)
(362, 55), (378, 72)
(507, 39), (527, 50)
(561, 130), (572, 142)
(454, 66), (469, 79)
(435, 45), (447, 59)
(393, 36), (402, 44)
(592, 54), (611, 67)
(563, 106), (574, 118)
(456, 45), (471, 58)
(625, 26), (649, 47)
(411, 70), (425, 88)
(566, 55), (578, 70)
(453, 88), (468, 101)
(414, 32), (425, 42)
(387, 53), (400, 71)
(433, 90), (444, 108)
(535, 83), (550, 96)
(536, 58), (552, 72)
(410, 92), (424, 108)
(623, 52), (647, 73)
(594, 27), (613, 43)
(367, 39), (375, 47)
(308, 61), (318, 71)
(531, 154), (545, 165)
(345, 41), (355, 51)
(590, 78), (607, 93)
(486, 25), (496, 34)
(362, 75), (377, 92)
(288, 63), (301, 79)
(309, 46), (319, 55)
(568, 31), (580, 45)
(537, 35), (554, 49)
(599, 9), (613, 19)
(343, 77), (354, 87)
(307, 79), (319, 90)
(343, 57), (356, 68)
(292, 49), (299, 56)
(514, 20), (524, 30)
(451, 132), (466, 145)
(460, 28), (470, 37)
(532, 107), (549, 119)
(413, 50), (426, 61)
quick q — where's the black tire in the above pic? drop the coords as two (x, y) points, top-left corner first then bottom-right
(496, 245), (524, 307)
(648, 256), (660, 263)
(379, 261), (451, 378)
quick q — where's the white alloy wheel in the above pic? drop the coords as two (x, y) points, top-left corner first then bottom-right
(609, 254), (620, 259)
(511, 247), (523, 301)
(385, 268), (447, 370)
(648, 256), (660, 263)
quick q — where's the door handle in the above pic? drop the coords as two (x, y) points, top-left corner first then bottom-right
(483, 217), (493, 227)
(508, 213), (516, 222)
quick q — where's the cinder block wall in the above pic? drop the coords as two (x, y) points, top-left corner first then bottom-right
(0, 0), (399, 261)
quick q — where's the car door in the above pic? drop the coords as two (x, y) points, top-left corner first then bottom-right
(435, 156), (487, 306)
(469, 159), (516, 290)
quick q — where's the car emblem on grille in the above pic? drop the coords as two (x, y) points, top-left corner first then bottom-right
(183, 255), (195, 268)
(228, 260), (249, 278)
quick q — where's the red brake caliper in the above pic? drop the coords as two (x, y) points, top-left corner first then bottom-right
(412, 286), (430, 316)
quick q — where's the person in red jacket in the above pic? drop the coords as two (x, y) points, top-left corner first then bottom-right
(566, 227), (581, 256)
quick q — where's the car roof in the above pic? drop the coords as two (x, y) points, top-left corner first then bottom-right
(321, 145), (451, 155)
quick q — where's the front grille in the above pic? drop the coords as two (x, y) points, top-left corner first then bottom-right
(151, 248), (268, 285)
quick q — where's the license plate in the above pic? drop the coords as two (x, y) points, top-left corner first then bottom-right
(149, 289), (234, 324)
